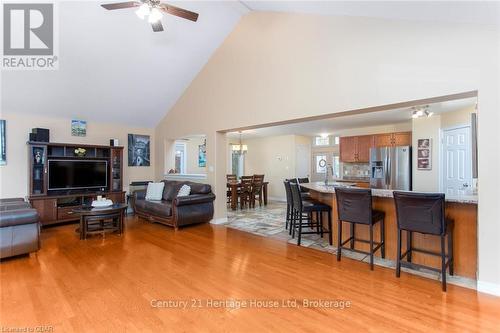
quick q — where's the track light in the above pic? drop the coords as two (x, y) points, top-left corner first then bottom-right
(411, 106), (432, 119)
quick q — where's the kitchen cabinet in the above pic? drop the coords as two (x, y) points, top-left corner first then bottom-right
(339, 136), (358, 162)
(340, 132), (412, 163)
(339, 135), (374, 163)
(393, 132), (412, 146)
(374, 132), (412, 147)
(356, 135), (374, 162)
(373, 134), (394, 148)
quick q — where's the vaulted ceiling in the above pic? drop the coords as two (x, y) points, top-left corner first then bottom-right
(1, 1), (248, 127)
(1, 1), (497, 128)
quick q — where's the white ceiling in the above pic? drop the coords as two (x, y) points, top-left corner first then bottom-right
(1, 1), (247, 127)
(227, 97), (477, 139)
(1, 1), (495, 128)
(243, 1), (500, 26)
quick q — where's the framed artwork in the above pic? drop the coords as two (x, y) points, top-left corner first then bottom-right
(0, 120), (6, 165)
(128, 134), (150, 166)
(417, 138), (431, 170)
(198, 140), (206, 167)
(71, 120), (87, 137)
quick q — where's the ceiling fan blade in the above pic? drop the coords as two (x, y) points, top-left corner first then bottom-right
(159, 3), (199, 22)
(101, 1), (140, 10)
(151, 20), (164, 32)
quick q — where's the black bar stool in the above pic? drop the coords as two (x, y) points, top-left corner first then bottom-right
(393, 191), (454, 291)
(289, 181), (332, 246)
(283, 180), (294, 232)
(334, 187), (385, 270)
(284, 179), (313, 233)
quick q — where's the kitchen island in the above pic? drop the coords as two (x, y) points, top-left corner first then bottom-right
(300, 182), (478, 279)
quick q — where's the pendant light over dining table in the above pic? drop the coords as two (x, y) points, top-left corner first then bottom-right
(232, 132), (248, 155)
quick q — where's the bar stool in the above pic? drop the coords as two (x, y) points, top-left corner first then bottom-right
(393, 191), (454, 291)
(289, 181), (332, 246)
(284, 180), (310, 234)
(335, 187), (385, 270)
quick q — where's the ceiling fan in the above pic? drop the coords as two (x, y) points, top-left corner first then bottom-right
(101, 0), (199, 32)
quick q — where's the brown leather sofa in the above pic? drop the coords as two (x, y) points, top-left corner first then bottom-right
(0, 198), (40, 259)
(133, 180), (216, 229)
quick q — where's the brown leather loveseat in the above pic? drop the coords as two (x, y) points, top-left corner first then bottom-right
(133, 180), (216, 229)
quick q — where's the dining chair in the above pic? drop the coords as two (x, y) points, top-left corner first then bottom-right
(251, 175), (265, 207)
(226, 174), (238, 204)
(239, 176), (253, 209)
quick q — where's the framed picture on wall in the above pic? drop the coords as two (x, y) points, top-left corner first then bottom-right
(0, 120), (6, 165)
(198, 140), (206, 167)
(71, 120), (87, 137)
(128, 134), (150, 166)
(417, 138), (431, 170)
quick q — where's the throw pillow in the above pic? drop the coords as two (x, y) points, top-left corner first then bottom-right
(177, 184), (191, 197)
(145, 182), (165, 201)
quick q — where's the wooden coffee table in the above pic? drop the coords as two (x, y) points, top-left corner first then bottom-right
(73, 203), (128, 240)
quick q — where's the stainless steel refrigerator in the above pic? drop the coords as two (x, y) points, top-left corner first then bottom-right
(370, 146), (411, 190)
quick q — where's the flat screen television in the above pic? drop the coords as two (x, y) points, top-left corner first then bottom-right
(48, 160), (108, 191)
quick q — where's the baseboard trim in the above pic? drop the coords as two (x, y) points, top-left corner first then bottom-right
(268, 196), (286, 203)
(477, 280), (500, 296)
(210, 217), (228, 225)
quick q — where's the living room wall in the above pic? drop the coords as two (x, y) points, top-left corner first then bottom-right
(154, 12), (499, 292)
(0, 112), (155, 198)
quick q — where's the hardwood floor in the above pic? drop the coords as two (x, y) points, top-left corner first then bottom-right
(1, 216), (499, 332)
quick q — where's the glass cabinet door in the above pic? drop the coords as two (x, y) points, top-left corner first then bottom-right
(30, 145), (47, 196)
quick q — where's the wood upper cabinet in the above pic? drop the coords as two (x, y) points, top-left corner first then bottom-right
(374, 133), (394, 148)
(374, 132), (412, 148)
(339, 135), (374, 163)
(340, 132), (412, 163)
(393, 132), (412, 146)
(356, 135), (374, 162)
(339, 136), (358, 162)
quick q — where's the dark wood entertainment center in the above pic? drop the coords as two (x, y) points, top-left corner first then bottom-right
(27, 142), (126, 226)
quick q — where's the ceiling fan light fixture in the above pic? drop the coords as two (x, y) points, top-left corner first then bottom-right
(135, 3), (149, 20)
(148, 7), (163, 23)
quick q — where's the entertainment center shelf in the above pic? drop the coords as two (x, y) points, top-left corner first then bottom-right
(27, 141), (126, 226)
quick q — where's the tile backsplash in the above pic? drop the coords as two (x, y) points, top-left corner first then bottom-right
(342, 163), (370, 178)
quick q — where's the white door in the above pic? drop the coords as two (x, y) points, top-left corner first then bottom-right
(295, 144), (311, 178)
(442, 126), (472, 196)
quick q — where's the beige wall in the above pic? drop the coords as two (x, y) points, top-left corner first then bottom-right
(243, 135), (308, 199)
(412, 115), (442, 191)
(154, 12), (499, 289)
(441, 106), (474, 129)
(0, 112), (155, 198)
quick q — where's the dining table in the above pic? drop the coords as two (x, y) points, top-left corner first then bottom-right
(227, 181), (269, 210)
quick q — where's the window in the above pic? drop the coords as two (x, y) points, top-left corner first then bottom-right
(332, 154), (340, 178)
(174, 142), (186, 174)
(314, 136), (330, 146)
(231, 152), (245, 178)
(333, 136), (340, 145)
(315, 155), (327, 173)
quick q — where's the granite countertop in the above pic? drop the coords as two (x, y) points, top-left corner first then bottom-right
(333, 178), (370, 183)
(300, 182), (478, 205)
